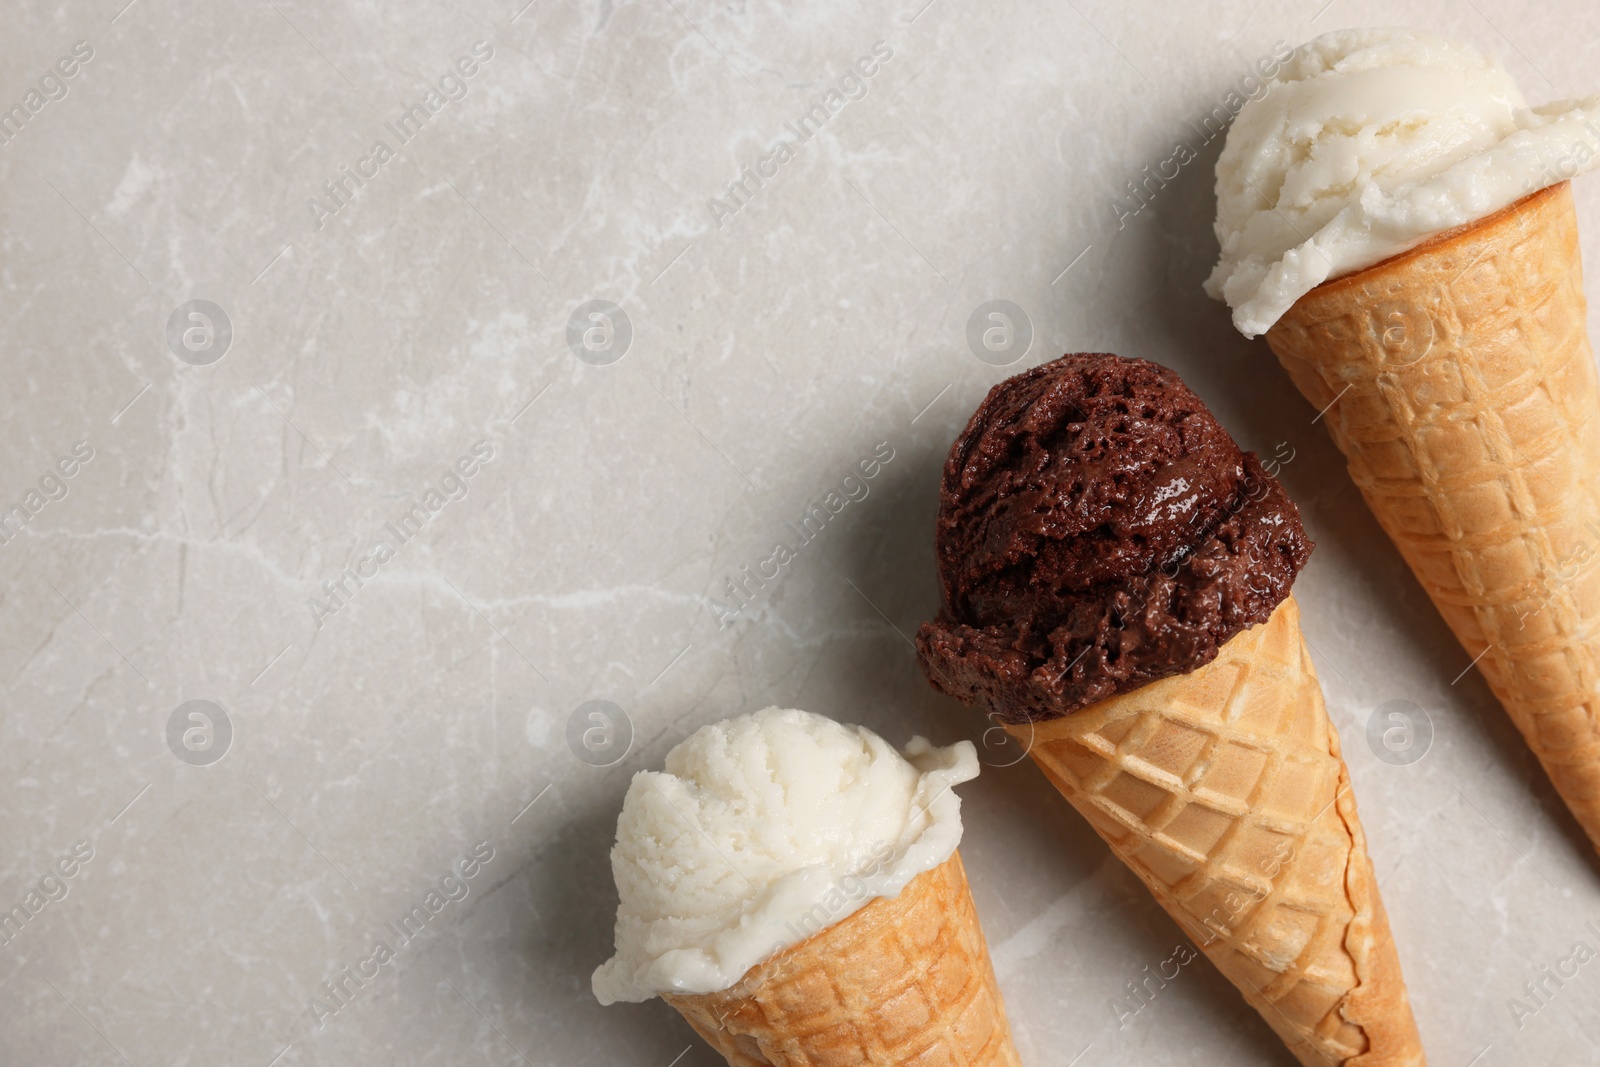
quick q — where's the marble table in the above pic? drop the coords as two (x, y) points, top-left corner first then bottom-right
(3, 0), (1599, 1063)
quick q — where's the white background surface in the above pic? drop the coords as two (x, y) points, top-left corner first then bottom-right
(3, 1), (1600, 1064)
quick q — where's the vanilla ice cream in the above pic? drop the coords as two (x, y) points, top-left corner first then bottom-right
(590, 707), (979, 1005)
(1207, 28), (1600, 336)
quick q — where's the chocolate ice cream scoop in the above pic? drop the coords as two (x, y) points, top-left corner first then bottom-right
(915, 353), (1310, 724)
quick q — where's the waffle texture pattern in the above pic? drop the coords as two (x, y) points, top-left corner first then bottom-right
(1268, 182), (1600, 851)
(1010, 598), (1425, 1066)
(664, 852), (1019, 1067)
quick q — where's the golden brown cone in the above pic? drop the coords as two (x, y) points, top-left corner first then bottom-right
(1007, 597), (1424, 1066)
(664, 851), (1021, 1067)
(1266, 182), (1600, 851)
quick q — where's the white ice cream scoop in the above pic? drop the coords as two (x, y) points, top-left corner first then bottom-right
(590, 706), (979, 1005)
(1207, 27), (1600, 337)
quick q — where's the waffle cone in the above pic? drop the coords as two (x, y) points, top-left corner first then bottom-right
(1006, 597), (1423, 1066)
(664, 851), (1021, 1067)
(1266, 182), (1600, 850)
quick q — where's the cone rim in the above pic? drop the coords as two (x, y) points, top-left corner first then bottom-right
(1286, 181), (1569, 309)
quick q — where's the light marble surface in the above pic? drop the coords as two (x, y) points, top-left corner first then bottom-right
(4, 1), (1600, 1064)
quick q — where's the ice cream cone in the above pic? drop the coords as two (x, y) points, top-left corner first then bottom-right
(1006, 597), (1424, 1067)
(1265, 181), (1600, 851)
(664, 851), (1021, 1067)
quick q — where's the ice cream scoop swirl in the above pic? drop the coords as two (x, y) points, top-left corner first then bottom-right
(916, 353), (1311, 723)
(591, 707), (978, 1004)
(1207, 28), (1600, 336)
